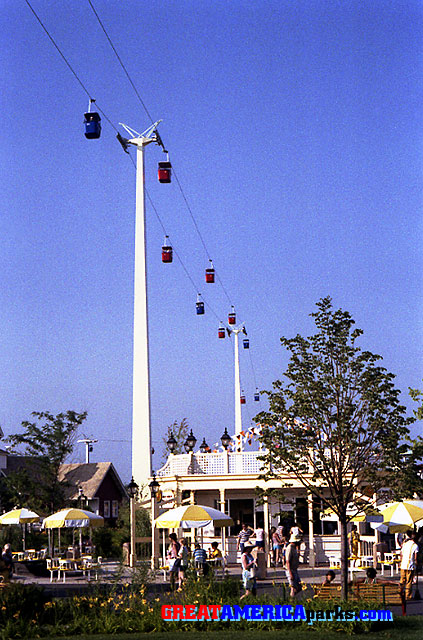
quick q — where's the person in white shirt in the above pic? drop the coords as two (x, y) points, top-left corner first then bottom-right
(255, 526), (265, 549)
(400, 531), (419, 600)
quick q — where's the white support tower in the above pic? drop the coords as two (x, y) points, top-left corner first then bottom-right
(231, 324), (245, 450)
(118, 121), (162, 489)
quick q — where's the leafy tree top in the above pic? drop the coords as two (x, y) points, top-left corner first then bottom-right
(161, 418), (190, 463)
(4, 410), (87, 512)
(256, 297), (422, 516)
(6, 411), (87, 469)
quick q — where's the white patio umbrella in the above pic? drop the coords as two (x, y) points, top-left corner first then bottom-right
(0, 508), (41, 551)
(155, 504), (233, 529)
(320, 506), (383, 523)
(155, 504), (233, 563)
(42, 508), (104, 529)
(371, 500), (423, 533)
(42, 508), (103, 556)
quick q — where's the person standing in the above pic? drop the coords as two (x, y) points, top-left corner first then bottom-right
(1, 544), (14, 582)
(193, 542), (208, 576)
(177, 538), (189, 590)
(166, 533), (180, 592)
(271, 526), (283, 565)
(285, 534), (302, 598)
(237, 523), (254, 553)
(290, 522), (303, 540)
(240, 545), (257, 599)
(348, 524), (360, 566)
(400, 531), (419, 600)
(254, 525), (265, 550)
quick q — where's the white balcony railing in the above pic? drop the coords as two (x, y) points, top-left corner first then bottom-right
(156, 451), (264, 477)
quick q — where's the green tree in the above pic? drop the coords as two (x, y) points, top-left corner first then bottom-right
(256, 297), (422, 599)
(409, 382), (423, 421)
(4, 411), (87, 512)
(161, 418), (190, 463)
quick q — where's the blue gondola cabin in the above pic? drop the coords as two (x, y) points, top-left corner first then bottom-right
(84, 112), (101, 139)
(196, 296), (205, 315)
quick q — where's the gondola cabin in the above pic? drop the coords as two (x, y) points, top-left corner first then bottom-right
(84, 111), (101, 139)
(240, 395), (246, 405)
(162, 236), (173, 263)
(158, 161), (172, 183)
(196, 295), (205, 315)
(243, 338), (249, 349)
(218, 326), (226, 339)
(205, 260), (215, 283)
(228, 308), (236, 325)
(254, 392), (260, 402)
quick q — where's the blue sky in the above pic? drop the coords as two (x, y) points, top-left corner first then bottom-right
(1, 0), (422, 482)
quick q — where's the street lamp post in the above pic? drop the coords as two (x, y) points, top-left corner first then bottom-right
(77, 487), (88, 554)
(149, 473), (160, 570)
(128, 476), (139, 569)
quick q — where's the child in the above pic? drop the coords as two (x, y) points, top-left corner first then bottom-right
(322, 569), (336, 586)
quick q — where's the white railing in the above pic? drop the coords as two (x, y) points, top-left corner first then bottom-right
(156, 451), (264, 477)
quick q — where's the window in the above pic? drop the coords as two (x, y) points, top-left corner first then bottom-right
(103, 500), (110, 518)
(112, 500), (119, 518)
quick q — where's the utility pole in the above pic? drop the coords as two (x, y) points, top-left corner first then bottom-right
(77, 438), (98, 464)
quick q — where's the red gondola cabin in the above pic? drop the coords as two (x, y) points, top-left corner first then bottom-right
(240, 395), (246, 404)
(158, 161), (172, 183)
(205, 260), (215, 283)
(162, 236), (173, 263)
(228, 307), (236, 325)
(218, 326), (226, 339)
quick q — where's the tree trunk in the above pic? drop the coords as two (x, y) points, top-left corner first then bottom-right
(340, 515), (349, 600)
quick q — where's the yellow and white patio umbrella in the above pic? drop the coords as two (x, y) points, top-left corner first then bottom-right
(42, 508), (103, 557)
(155, 504), (233, 529)
(42, 508), (104, 529)
(0, 508), (40, 525)
(0, 508), (41, 551)
(371, 501), (423, 533)
(320, 506), (383, 523)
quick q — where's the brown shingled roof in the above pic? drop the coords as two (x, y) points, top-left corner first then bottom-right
(58, 462), (127, 501)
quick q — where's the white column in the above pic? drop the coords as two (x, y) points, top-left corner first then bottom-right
(220, 488), (226, 555)
(234, 331), (242, 447)
(308, 491), (315, 568)
(132, 142), (152, 487)
(263, 496), (270, 567)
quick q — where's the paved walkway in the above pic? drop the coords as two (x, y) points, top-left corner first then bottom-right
(10, 561), (423, 617)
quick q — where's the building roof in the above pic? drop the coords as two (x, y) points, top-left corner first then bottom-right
(58, 462), (127, 501)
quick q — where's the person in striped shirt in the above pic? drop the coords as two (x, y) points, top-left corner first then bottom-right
(237, 523), (254, 552)
(193, 543), (208, 575)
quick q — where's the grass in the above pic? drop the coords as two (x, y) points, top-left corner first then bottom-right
(47, 617), (423, 640)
